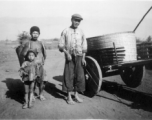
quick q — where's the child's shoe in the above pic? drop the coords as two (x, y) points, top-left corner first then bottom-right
(74, 96), (83, 103)
(39, 95), (46, 101)
(28, 102), (34, 108)
(22, 103), (28, 109)
(32, 95), (36, 102)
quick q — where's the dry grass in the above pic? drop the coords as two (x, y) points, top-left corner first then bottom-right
(17, 31), (31, 45)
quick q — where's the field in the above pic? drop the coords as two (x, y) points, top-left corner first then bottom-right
(0, 41), (152, 119)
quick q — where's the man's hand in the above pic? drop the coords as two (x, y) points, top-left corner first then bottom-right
(66, 53), (72, 61)
(82, 53), (86, 66)
(63, 49), (72, 61)
(82, 58), (86, 66)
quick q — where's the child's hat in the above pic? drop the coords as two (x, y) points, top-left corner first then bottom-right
(26, 49), (37, 57)
(30, 26), (40, 35)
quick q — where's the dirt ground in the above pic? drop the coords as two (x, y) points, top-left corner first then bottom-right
(0, 42), (152, 119)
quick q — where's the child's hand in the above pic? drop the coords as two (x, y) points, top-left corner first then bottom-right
(18, 69), (27, 77)
(20, 79), (24, 83)
(18, 69), (23, 77)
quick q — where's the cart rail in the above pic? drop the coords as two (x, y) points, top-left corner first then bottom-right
(103, 58), (152, 69)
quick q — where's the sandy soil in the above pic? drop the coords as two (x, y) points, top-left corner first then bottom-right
(0, 43), (152, 119)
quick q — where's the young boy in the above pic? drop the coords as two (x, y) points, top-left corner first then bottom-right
(19, 49), (38, 109)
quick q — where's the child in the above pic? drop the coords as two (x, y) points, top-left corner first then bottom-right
(27, 26), (47, 101)
(19, 49), (38, 109)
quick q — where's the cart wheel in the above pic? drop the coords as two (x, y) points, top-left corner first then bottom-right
(85, 56), (102, 97)
(120, 65), (145, 88)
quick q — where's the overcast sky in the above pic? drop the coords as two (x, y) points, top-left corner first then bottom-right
(0, 0), (152, 40)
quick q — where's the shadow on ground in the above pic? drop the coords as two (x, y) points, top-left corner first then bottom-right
(51, 75), (152, 112)
(145, 62), (152, 70)
(53, 75), (63, 83)
(45, 81), (67, 100)
(2, 78), (25, 104)
(2, 77), (67, 104)
(97, 80), (152, 112)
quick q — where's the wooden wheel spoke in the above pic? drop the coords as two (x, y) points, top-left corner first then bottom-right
(85, 69), (93, 79)
(86, 69), (98, 87)
(87, 63), (99, 80)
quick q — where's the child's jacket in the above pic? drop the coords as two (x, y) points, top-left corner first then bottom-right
(19, 61), (38, 82)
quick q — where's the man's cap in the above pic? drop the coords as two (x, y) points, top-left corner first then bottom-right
(25, 49), (37, 57)
(30, 26), (40, 34)
(72, 14), (83, 20)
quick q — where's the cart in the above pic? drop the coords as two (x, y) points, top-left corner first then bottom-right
(85, 39), (152, 97)
(85, 7), (152, 97)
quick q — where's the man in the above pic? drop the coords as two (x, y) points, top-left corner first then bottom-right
(23, 26), (47, 101)
(58, 14), (87, 105)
